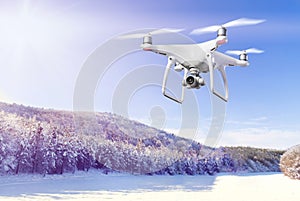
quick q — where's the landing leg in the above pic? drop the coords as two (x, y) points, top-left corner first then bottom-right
(207, 53), (228, 102)
(162, 56), (185, 104)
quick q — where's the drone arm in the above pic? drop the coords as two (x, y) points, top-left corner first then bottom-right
(162, 56), (185, 104)
(207, 53), (228, 102)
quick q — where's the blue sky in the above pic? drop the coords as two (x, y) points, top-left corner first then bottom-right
(0, 0), (299, 149)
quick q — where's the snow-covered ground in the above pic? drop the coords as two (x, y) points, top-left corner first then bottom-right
(0, 171), (299, 201)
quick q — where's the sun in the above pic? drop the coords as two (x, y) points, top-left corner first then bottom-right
(2, 4), (44, 51)
(0, 1), (68, 60)
(0, 1), (70, 105)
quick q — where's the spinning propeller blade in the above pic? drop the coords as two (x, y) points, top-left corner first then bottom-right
(190, 18), (265, 35)
(226, 48), (264, 55)
(118, 28), (184, 39)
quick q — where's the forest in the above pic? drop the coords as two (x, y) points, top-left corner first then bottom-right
(0, 102), (284, 175)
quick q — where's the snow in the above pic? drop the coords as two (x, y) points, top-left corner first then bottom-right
(0, 171), (299, 201)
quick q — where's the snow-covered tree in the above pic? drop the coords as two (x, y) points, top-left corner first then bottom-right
(280, 145), (300, 180)
(0, 102), (286, 176)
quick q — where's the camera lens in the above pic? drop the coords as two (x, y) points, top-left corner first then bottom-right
(186, 76), (195, 85)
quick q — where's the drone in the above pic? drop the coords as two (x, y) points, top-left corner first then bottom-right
(120, 18), (265, 103)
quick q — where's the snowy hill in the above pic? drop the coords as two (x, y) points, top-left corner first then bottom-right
(0, 102), (283, 175)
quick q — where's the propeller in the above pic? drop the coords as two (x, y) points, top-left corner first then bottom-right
(225, 48), (264, 55)
(190, 18), (266, 35)
(118, 28), (184, 39)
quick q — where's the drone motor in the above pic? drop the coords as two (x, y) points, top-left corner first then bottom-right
(143, 35), (152, 45)
(216, 27), (228, 46)
(239, 53), (248, 61)
(217, 27), (227, 36)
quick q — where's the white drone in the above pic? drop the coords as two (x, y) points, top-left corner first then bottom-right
(120, 18), (265, 103)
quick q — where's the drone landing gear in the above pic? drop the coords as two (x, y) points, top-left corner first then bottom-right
(207, 53), (228, 102)
(162, 54), (229, 104)
(162, 56), (186, 104)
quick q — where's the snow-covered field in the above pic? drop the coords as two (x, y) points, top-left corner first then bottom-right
(0, 171), (299, 201)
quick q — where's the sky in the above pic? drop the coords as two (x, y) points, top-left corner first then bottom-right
(0, 0), (299, 149)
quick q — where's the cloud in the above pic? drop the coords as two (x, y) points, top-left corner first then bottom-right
(225, 120), (267, 127)
(225, 116), (270, 128)
(219, 127), (300, 150)
(250, 116), (268, 121)
(163, 121), (300, 150)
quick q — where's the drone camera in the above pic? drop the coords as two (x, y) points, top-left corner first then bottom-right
(185, 75), (205, 89)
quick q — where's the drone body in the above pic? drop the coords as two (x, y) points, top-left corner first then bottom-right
(121, 18), (265, 103)
(141, 34), (250, 102)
